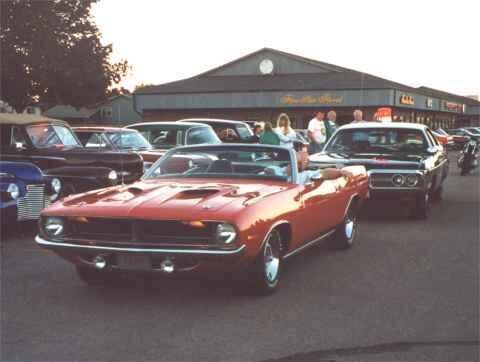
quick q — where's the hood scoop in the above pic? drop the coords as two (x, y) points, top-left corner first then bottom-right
(174, 188), (219, 200)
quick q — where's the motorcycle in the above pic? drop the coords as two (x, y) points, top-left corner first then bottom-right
(457, 140), (479, 176)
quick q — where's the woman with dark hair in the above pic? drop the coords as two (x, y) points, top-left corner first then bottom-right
(259, 122), (280, 145)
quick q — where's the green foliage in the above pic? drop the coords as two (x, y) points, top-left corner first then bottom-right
(0, 0), (129, 111)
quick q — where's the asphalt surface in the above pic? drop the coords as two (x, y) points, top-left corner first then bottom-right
(2, 156), (479, 362)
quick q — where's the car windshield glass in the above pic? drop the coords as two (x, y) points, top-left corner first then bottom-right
(130, 126), (180, 148)
(435, 129), (448, 135)
(326, 128), (428, 154)
(236, 124), (254, 140)
(145, 146), (292, 181)
(105, 131), (152, 150)
(186, 127), (221, 145)
(27, 124), (81, 148)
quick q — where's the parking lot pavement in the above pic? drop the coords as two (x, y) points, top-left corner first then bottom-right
(1, 158), (479, 362)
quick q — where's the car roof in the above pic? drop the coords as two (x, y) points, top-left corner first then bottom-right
(73, 126), (137, 132)
(178, 118), (248, 126)
(0, 113), (68, 126)
(338, 122), (428, 131)
(126, 121), (208, 129)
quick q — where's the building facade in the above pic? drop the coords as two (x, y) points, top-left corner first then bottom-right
(134, 48), (480, 129)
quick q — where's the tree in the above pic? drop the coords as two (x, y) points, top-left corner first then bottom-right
(0, 0), (129, 111)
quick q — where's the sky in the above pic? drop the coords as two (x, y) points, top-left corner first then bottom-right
(91, 0), (479, 97)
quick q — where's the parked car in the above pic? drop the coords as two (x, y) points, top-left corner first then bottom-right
(449, 128), (480, 141)
(0, 114), (143, 196)
(178, 119), (255, 143)
(35, 144), (368, 294)
(431, 130), (453, 150)
(125, 121), (221, 153)
(310, 122), (449, 219)
(1, 161), (61, 225)
(73, 127), (164, 169)
(457, 139), (479, 175)
(435, 128), (469, 150)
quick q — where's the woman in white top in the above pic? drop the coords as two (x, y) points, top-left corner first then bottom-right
(274, 113), (297, 148)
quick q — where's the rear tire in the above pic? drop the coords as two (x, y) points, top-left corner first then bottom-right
(249, 230), (282, 295)
(329, 204), (357, 250)
(76, 266), (112, 286)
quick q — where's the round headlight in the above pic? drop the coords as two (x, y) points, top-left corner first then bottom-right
(405, 174), (420, 187)
(215, 223), (237, 245)
(43, 217), (65, 237)
(7, 183), (20, 200)
(108, 170), (118, 181)
(50, 177), (62, 195)
(392, 174), (405, 186)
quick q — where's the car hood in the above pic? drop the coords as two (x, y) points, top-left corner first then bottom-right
(28, 147), (143, 176)
(310, 152), (424, 170)
(0, 161), (43, 183)
(44, 178), (290, 220)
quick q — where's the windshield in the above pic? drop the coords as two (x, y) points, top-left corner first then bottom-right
(105, 131), (152, 150)
(435, 128), (448, 136)
(129, 125), (180, 148)
(145, 146), (292, 181)
(235, 124), (254, 140)
(325, 128), (429, 155)
(186, 127), (221, 145)
(27, 124), (81, 148)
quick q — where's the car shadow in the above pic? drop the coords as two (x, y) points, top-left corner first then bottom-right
(359, 200), (413, 221)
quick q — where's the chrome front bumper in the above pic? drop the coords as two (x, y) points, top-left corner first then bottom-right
(35, 235), (246, 257)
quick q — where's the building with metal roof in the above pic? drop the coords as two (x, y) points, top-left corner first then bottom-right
(133, 48), (479, 129)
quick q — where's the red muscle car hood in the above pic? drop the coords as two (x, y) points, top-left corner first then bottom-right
(44, 178), (291, 220)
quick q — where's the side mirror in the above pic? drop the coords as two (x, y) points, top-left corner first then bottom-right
(426, 146), (438, 155)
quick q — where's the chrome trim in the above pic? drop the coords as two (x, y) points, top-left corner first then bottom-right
(283, 229), (335, 259)
(35, 235), (246, 256)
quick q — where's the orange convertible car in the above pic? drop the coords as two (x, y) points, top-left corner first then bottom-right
(36, 144), (368, 294)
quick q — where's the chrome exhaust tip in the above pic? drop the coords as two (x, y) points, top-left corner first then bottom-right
(160, 259), (175, 274)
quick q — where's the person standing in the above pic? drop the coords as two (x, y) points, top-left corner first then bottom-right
(274, 113), (296, 148)
(259, 121), (280, 145)
(307, 111), (326, 154)
(325, 110), (338, 142)
(351, 109), (365, 123)
(252, 123), (263, 142)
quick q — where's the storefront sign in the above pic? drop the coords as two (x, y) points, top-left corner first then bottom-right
(443, 100), (464, 113)
(280, 94), (344, 105)
(399, 94), (415, 105)
(426, 98), (433, 108)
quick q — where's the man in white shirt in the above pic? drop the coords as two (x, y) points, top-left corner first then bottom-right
(308, 111), (326, 154)
(351, 109), (365, 123)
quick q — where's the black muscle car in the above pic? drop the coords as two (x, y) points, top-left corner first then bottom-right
(0, 114), (143, 196)
(310, 122), (449, 219)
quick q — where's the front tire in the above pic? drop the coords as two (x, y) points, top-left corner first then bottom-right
(249, 230), (282, 295)
(76, 266), (113, 286)
(412, 192), (431, 219)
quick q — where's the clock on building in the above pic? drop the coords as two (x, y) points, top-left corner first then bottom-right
(259, 59), (274, 75)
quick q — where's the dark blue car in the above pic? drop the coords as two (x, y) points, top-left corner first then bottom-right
(1, 161), (61, 225)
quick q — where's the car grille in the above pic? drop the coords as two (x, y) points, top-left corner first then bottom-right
(66, 218), (217, 245)
(17, 184), (50, 221)
(370, 173), (396, 188)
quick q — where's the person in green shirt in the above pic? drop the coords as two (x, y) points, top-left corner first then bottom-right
(259, 121), (280, 145)
(325, 110), (338, 142)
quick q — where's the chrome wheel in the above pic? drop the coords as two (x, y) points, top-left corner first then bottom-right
(264, 235), (281, 283)
(345, 217), (355, 242)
